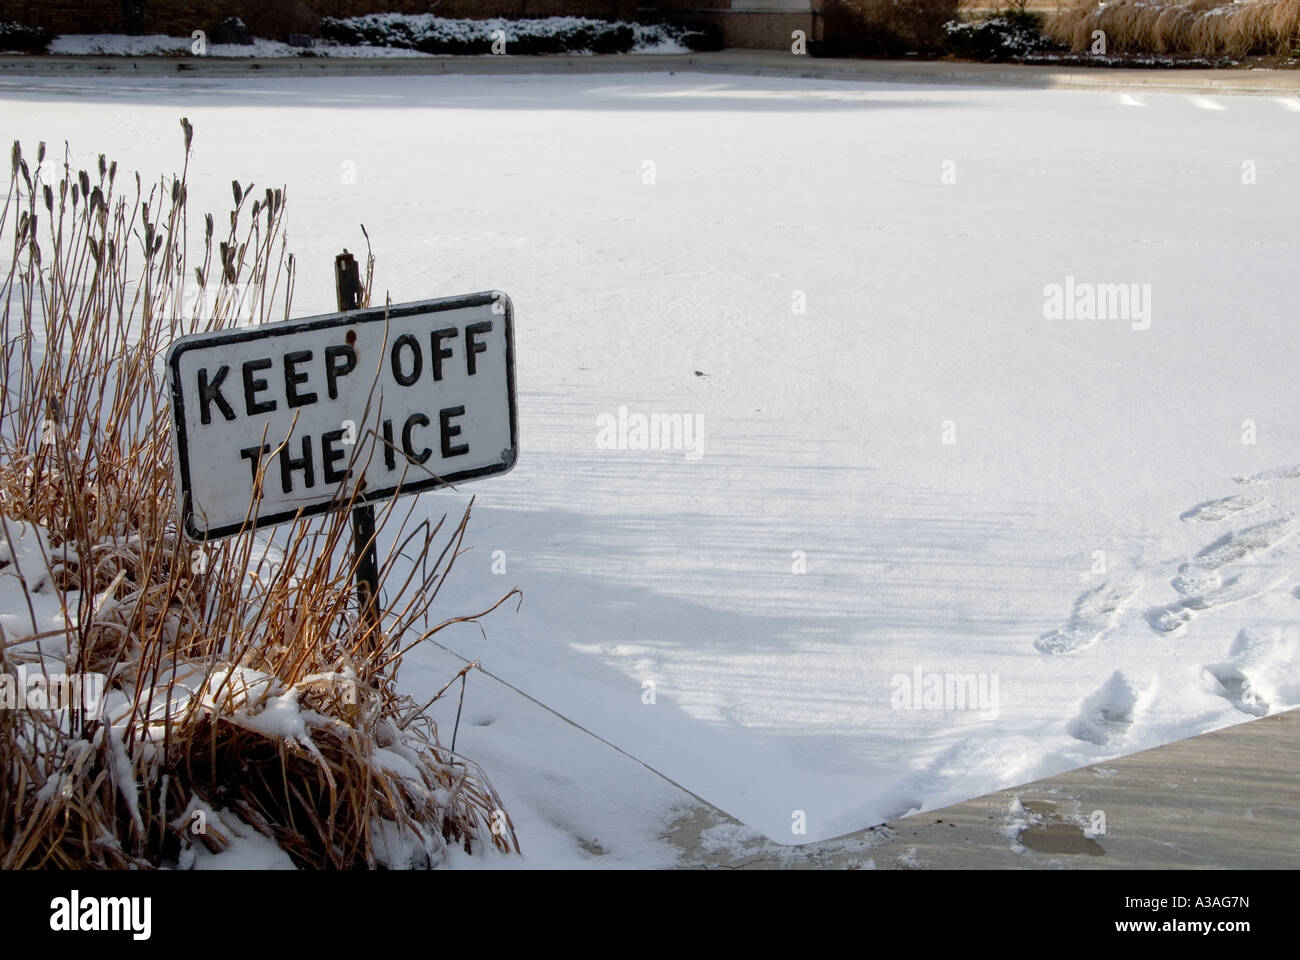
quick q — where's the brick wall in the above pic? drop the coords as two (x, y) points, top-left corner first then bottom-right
(649, 7), (814, 48)
(716, 11), (814, 49)
(1, 0), (127, 35)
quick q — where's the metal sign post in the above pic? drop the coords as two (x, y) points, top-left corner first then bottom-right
(334, 250), (380, 629)
(165, 255), (517, 651)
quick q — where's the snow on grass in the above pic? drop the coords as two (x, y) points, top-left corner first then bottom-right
(173, 798), (297, 870)
(47, 34), (440, 58)
(320, 14), (691, 55)
(46, 19), (690, 58)
(0, 516), (56, 594)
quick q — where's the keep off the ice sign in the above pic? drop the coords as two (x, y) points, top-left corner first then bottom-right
(167, 292), (517, 541)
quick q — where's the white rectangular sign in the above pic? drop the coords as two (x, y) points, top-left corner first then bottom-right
(167, 291), (517, 541)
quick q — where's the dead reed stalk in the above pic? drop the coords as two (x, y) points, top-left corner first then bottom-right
(1047, 0), (1300, 57)
(0, 121), (519, 868)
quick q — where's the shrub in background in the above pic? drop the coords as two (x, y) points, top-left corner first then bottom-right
(944, 9), (1065, 61)
(676, 20), (726, 52)
(0, 21), (52, 53)
(320, 14), (694, 55)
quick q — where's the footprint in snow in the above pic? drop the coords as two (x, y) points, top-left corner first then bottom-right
(1179, 493), (1266, 524)
(1200, 628), (1299, 718)
(1148, 519), (1296, 633)
(1034, 577), (1141, 655)
(1147, 602), (1198, 634)
(1067, 670), (1147, 746)
(1184, 517), (1293, 567)
(1171, 518), (1292, 596)
(1204, 667), (1269, 717)
(1233, 463), (1300, 486)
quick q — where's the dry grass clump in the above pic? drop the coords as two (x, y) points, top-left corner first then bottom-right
(1047, 0), (1300, 57)
(0, 122), (519, 868)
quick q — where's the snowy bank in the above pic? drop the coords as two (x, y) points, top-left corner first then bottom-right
(37, 18), (694, 59)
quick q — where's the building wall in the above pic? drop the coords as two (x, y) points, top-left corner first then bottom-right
(1, 0), (126, 35)
(679, 10), (813, 49)
(643, 0), (816, 50)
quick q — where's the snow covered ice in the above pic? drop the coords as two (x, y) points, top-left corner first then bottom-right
(3, 70), (1299, 861)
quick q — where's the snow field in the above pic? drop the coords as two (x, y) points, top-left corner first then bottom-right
(2, 72), (1298, 855)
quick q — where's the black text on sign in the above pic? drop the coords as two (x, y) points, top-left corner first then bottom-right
(167, 292), (517, 540)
